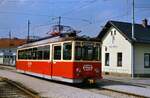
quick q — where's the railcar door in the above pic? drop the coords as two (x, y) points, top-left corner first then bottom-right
(52, 44), (62, 79)
(26, 48), (32, 72)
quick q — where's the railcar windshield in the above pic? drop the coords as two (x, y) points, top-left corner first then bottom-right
(75, 42), (100, 61)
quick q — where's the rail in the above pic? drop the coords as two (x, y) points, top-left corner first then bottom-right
(0, 77), (40, 98)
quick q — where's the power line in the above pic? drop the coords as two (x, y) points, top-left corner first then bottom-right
(135, 7), (150, 9)
(60, 17), (92, 24)
(31, 23), (55, 31)
(61, 0), (99, 16)
(0, 11), (54, 17)
(6, 0), (97, 5)
(0, 0), (99, 19)
(0, 0), (5, 5)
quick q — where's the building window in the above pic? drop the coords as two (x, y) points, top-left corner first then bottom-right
(117, 52), (122, 67)
(114, 30), (116, 35)
(144, 53), (150, 68)
(105, 53), (109, 66)
(105, 46), (107, 51)
(111, 31), (113, 35)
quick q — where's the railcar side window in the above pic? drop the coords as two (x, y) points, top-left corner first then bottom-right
(63, 43), (72, 60)
(37, 47), (43, 60)
(75, 42), (82, 60)
(54, 45), (61, 60)
(43, 45), (50, 60)
(27, 49), (32, 59)
(18, 45), (50, 60)
(18, 50), (25, 59)
(23, 50), (27, 59)
(32, 48), (37, 60)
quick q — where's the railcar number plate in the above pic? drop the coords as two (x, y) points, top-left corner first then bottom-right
(83, 64), (93, 71)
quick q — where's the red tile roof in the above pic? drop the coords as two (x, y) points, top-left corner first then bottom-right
(0, 38), (26, 48)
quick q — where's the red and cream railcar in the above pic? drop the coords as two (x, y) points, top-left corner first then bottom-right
(16, 36), (102, 83)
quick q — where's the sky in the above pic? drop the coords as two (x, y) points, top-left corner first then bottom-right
(0, 0), (150, 39)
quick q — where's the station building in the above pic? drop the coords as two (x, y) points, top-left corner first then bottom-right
(0, 38), (26, 66)
(98, 19), (150, 77)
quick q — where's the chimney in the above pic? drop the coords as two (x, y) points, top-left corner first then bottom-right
(142, 18), (148, 28)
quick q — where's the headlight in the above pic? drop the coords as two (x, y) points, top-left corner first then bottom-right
(76, 68), (81, 72)
(76, 68), (81, 76)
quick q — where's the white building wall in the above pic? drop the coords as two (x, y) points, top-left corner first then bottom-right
(102, 27), (132, 74)
(134, 43), (150, 74)
(0, 53), (4, 64)
(0, 58), (3, 64)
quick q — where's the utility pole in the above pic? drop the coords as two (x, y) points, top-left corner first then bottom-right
(27, 20), (30, 43)
(7, 31), (12, 65)
(9, 31), (11, 52)
(132, 0), (135, 39)
(131, 0), (135, 78)
(58, 16), (61, 33)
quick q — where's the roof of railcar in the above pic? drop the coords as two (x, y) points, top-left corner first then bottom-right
(18, 35), (100, 49)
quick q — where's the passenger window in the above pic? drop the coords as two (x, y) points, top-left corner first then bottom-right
(75, 42), (82, 60)
(43, 45), (50, 60)
(37, 47), (43, 60)
(18, 50), (23, 59)
(63, 43), (72, 60)
(23, 50), (27, 59)
(54, 45), (61, 60)
(27, 49), (32, 59)
(32, 48), (37, 60)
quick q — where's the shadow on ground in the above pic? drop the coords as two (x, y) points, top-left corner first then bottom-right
(20, 73), (143, 90)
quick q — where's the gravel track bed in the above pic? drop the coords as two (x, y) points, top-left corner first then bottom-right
(0, 80), (33, 98)
(0, 69), (109, 98)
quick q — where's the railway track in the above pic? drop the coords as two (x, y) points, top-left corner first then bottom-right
(0, 65), (149, 98)
(88, 87), (146, 98)
(0, 77), (40, 98)
(76, 83), (148, 98)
